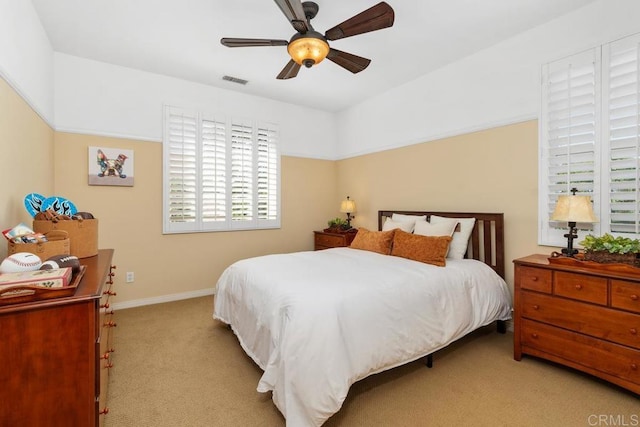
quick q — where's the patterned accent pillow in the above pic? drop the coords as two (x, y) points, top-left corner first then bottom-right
(350, 228), (396, 255)
(390, 229), (452, 266)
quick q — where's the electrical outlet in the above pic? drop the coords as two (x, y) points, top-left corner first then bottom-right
(126, 272), (134, 283)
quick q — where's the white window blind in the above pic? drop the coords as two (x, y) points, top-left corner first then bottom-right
(540, 32), (640, 246)
(603, 34), (640, 234)
(163, 106), (280, 233)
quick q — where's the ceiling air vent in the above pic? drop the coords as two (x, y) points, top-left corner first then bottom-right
(222, 75), (248, 85)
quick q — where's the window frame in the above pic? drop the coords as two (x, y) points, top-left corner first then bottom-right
(162, 105), (281, 234)
(539, 32), (640, 247)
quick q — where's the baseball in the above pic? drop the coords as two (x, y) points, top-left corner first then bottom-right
(0, 252), (43, 273)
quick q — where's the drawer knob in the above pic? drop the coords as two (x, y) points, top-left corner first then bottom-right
(631, 363), (638, 370)
(630, 328), (638, 335)
(532, 304), (540, 310)
(575, 284), (583, 290)
(631, 294), (639, 301)
(99, 407), (109, 415)
(531, 276), (538, 282)
(531, 333), (538, 339)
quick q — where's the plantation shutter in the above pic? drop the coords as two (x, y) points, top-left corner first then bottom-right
(164, 107), (199, 232)
(603, 34), (640, 234)
(230, 121), (254, 226)
(539, 48), (600, 246)
(201, 116), (227, 226)
(163, 106), (280, 233)
(257, 123), (279, 226)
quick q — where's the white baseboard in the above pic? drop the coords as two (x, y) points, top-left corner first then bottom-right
(112, 288), (215, 311)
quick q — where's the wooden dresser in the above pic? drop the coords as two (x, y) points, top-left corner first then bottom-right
(513, 254), (640, 394)
(314, 230), (358, 250)
(0, 249), (116, 426)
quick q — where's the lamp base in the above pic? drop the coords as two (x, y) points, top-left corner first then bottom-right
(560, 221), (579, 258)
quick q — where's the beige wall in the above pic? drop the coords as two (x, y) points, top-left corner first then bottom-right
(2, 75), (551, 305)
(53, 132), (338, 304)
(337, 120), (548, 290)
(0, 77), (54, 259)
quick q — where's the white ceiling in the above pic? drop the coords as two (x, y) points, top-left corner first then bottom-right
(31, 0), (597, 113)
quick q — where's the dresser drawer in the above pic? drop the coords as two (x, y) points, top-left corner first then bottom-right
(612, 280), (640, 314)
(517, 266), (552, 294)
(521, 291), (640, 349)
(521, 319), (640, 384)
(554, 271), (607, 305)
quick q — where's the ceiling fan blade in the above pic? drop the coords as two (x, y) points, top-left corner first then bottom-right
(326, 49), (371, 74)
(276, 60), (301, 80)
(325, 2), (394, 41)
(273, 0), (309, 33)
(221, 38), (288, 48)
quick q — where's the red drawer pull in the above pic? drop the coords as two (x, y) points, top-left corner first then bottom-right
(532, 305), (540, 310)
(531, 333), (538, 339)
(631, 364), (638, 370)
(631, 294), (639, 301)
(531, 276), (538, 282)
(575, 284), (582, 290)
(630, 328), (638, 335)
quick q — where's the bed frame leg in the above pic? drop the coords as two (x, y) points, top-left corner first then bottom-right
(425, 354), (433, 368)
(497, 320), (506, 334)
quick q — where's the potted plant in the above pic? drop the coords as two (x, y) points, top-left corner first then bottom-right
(579, 233), (640, 265)
(324, 217), (352, 233)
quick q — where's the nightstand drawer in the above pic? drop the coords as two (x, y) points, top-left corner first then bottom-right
(612, 280), (640, 314)
(554, 271), (607, 305)
(316, 233), (344, 248)
(517, 266), (552, 294)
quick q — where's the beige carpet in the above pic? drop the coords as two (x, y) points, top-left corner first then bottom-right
(105, 296), (638, 427)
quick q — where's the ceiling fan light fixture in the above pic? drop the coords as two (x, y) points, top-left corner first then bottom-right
(287, 31), (329, 68)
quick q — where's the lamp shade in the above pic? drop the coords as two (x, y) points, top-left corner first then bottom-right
(551, 195), (598, 223)
(340, 198), (356, 214)
(287, 31), (329, 67)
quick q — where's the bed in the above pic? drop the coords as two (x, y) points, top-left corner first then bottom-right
(213, 210), (512, 426)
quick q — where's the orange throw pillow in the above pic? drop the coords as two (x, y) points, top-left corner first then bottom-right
(350, 228), (396, 255)
(391, 229), (452, 266)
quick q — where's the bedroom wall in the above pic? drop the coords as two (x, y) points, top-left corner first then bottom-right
(0, 77), (55, 259)
(336, 120), (545, 291)
(53, 132), (338, 306)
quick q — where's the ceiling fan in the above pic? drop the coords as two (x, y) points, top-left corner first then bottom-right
(220, 1), (395, 80)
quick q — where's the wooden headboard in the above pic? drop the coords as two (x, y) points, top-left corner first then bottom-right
(378, 211), (505, 279)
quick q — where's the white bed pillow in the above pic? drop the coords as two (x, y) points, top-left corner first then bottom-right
(429, 215), (476, 259)
(390, 213), (427, 232)
(414, 220), (458, 237)
(382, 217), (414, 233)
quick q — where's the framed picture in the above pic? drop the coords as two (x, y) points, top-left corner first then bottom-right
(88, 147), (134, 187)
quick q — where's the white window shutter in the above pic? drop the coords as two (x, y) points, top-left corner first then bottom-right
(257, 123), (280, 228)
(164, 106), (200, 233)
(163, 107), (280, 233)
(539, 48), (600, 246)
(603, 34), (640, 234)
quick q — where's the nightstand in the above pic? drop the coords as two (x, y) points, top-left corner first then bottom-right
(314, 230), (358, 250)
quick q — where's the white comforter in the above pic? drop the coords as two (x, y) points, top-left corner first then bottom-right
(213, 247), (512, 426)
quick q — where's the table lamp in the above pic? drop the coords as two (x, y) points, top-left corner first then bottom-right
(550, 188), (598, 256)
(340, 196), (356, 228)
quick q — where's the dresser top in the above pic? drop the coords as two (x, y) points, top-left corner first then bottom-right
(514, 253), (640, 282)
